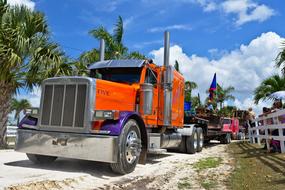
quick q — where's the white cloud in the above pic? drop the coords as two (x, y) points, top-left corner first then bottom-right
(124, 16), (135, 29)
(7, 0), (35, 10)
(150, 32), (284, 114)
(133, 40), (163, 49)
(188, 0), (275, 26)
(208, 48), (228, 59)
(89, 0), (127, 13)
(221, 0), (275, 26)
(194, 0), (217, 12)
(148, 24), (192, 33)
(106, 1), (119, 12)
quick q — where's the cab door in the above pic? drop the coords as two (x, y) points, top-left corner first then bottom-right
(143, 68), (158, 126)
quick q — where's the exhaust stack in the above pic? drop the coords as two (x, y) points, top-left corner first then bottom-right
(99, 39), (105, 61)
(163, 31), (172, 126)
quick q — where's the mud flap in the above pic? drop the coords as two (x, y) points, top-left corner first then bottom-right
(139, 148), (147, 164)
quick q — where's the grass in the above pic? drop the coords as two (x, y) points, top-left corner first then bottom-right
(192, 157), (222, 189)
(229, 142), (285, 190)
(201, 180), (217, 190)
(177, 177), (191, 189)
(193, 157), (222, 171)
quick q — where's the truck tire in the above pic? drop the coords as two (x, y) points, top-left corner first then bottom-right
(186, 127), (198, 154)
(26, 154), (57, 164)
(110, 119), (142, 174)
(178, 136), (187, 153)
(196, 128), (204, 152)
(220, 133), (231, 144)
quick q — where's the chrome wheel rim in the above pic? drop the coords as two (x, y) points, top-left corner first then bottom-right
(199, 132), (204, 148)
(125, 130), (141, 164)
(193, 132), (198, 149)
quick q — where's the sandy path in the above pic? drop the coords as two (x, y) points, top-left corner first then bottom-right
(0, 142), (233, 190)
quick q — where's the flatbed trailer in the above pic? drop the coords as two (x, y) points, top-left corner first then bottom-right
(184, 114), (232, 144)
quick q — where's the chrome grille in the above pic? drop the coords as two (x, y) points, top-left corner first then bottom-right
(41, 83), (87, 128)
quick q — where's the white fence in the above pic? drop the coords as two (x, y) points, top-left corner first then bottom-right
(6, 125), (17, 147)
(248, 109), (285, 153)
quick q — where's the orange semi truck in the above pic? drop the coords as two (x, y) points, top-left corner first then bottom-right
(15, 32), (230, 174)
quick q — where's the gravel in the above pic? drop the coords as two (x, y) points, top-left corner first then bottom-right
(0, 142), (234, 190)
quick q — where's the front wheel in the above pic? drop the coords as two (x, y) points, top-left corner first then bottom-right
(110, 119), (142, 174)
(26, 154), (57, 164)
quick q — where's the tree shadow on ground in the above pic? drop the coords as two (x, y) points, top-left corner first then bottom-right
(237, 142), (285, 174)
(233, 141), (285, 188)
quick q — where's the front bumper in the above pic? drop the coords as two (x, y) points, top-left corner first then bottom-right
(15, 129), (118, 163)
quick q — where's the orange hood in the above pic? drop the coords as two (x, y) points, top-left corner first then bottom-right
(95, 79), (137, 111)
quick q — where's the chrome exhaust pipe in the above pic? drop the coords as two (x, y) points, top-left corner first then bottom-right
(163, 31), (172, 126)
(99, 39), (105, 61)
(164, 31), (170, 69)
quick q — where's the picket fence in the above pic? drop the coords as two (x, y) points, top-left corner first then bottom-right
(248, 109), (285, 153)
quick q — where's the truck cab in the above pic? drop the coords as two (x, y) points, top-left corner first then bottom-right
(15, 32), (205, 174)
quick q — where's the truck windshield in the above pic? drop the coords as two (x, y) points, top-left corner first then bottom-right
(90, 68), (142, 84)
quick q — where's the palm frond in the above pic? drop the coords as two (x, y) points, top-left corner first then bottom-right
(89, 27), (115, 50)
(254, 74), (285, 104)
(127, 51), (146, 59)
(276, 41), (285, 74)
(113, 16), (123, 44)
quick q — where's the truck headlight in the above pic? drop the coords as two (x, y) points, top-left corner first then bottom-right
(94, 110), (120, 120)
(103, 111), (113, 118)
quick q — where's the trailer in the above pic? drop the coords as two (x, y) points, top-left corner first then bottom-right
(15, 31), (229, 175)
(184, 112), (232, 145)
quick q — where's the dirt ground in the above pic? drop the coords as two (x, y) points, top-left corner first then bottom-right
(0, 142), (234, 190)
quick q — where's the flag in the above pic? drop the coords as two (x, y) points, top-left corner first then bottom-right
(209, 73), (217, 100)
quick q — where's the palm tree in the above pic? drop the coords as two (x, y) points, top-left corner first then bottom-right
(185, 81), (198, 102)
(254, 74), (285, 104)
(191, 94), (202, 108)
(216, 84), (235, 108)
(0, 1), (70, 147)
(276, 42), (285, 74)
(11, 99), (31, 125)
(218, 106), (237, 117)
(77, 16), (146, 74)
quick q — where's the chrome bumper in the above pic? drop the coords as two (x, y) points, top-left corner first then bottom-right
(15, 129), (118, 163)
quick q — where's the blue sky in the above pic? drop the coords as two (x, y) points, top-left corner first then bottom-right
(8, 0), (285, 115)
(32, 0), (284, 58)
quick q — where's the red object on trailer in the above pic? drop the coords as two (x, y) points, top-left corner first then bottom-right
(222, 118), (239, 139)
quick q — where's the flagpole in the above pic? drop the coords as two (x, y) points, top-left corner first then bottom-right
(216, 73), (218, 110)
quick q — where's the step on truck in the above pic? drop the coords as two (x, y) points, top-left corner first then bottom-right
(15, 32), (227, 174)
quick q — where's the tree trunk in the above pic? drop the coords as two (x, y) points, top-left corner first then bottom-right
(0, 82), (13, 148)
